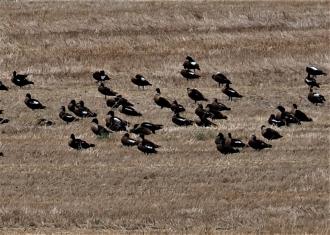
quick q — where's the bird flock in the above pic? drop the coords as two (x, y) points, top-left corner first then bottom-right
(0, 58), (327, 156)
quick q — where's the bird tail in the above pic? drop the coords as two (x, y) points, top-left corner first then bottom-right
(89, 144), (96, 148)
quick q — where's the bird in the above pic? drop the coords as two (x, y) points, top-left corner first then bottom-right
(118, 104), (142, 116)
(91, 118), (111, 137)
(140, 122), (163, 134)
(183, 56), (200, 72)
(68, 134), (95, 150)
(154, 88), (172, 109)
(227, 133), (246, 148)
(290, 104), (312, 122)
(92, 70), (110, 83)
(222, 83), (243, 101)
(306, 66), (327, 78)
(36, 118), (54, 126)
(195, 116), (217, 127)
(248, 135), (272, 150)
(187, 88), (208, 103)
(195, 104), (213, 119)
(215, 132), (225, 145)
(206, 99), (231, 112)
(106, 95), (134, 108)
(0, 117), (9, 124)
(68, 100), (77, 113)
(11, 71), (34, 88)
(268, 114), (286, 127)
(105, 111), (128, 132)
(73, 100), (97, 118)
(215, 133), (239, 154)
(98, 83), (117, 99)
(261, 125), (282, 140)
(305, 75), (320, 88)
(0, 81), (8, 91)
(172, 113), (194, 127)
(59, 106), (79, 124)
(276, 105), (301, 125)
(131, 74), (152, 89)
(139, 134), (161, 149)
(24, 93), (46, 110)
(180, 69), (200, 81)
(137, 142), (158, 155)
(205, 106), (227, 120)
(121, 133), (138, 147)
(171, 100), (185, 113)
(130, 124), (153, 136)
(308, 88), (326, 105)
(212, 73), (232, 87)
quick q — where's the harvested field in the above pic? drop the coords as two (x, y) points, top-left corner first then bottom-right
(0, 0), (329, 234)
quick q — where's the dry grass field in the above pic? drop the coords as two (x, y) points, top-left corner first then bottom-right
(0, 0), (329, 234)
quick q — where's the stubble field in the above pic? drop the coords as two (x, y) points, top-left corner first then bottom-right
(0, 0), (329, 234)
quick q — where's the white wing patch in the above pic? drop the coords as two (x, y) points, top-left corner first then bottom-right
(191, 61), (197, 65)
(310, 66), (318, 71)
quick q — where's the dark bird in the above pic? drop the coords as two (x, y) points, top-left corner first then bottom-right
(91, 118), (111, 137)
(68, 134), (95, 150)
(154, 88), (172, 109)
(0, 81), (8, 91)
(93, 70), (110, 83)
(215, 132), (226, 145)
(215, 133), (239, 154)
(276, 105), (301, 125)
(291, 104), (312, 122)
(140, 122), (163, 134)
(137, 142), (158, 155)
(74, 100), (97, 118)
(305, 76), (320, 88)
(130, 124), (153, 136)
(11, 71), (34, 88)
(0, 117), (9, 124)
(261, 125), (282, 140)
(172, 113), (194, 127)
(206, 99), (231, 112)
(180, 69), (200, 81)
(98, 83), (117, 99)
(36, 118), (54, 126)
(171, 100), (185, 113)
(212, 73), (232, 87)
(187, 88), (208, 103)
(228, 133), (246, 148)
(195, 104), (213, 119)
(183, 56), (200, 71)
(248, 135), (272, 150)
(131, 74), (152, 89)
(306, 66), (327, 78)
(139, 134), (161, 149)
(68, 100), (77, 113)
(121, 133), (138, 147)
(195, 116), (217, 127)
(205, 106), (227, 120)
(106, 95), (134, 108)
(24, 93), (46, 110)
(118, 104), (142, 116)
(222, 83), (243, 101)
(105, 111), (128, 132)
(59, 106), (79, 124)
(308, 88), (326, 105)
(268, 114), (286, 127)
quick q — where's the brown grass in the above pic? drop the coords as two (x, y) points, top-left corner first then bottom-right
(0, 0), (329, 234)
